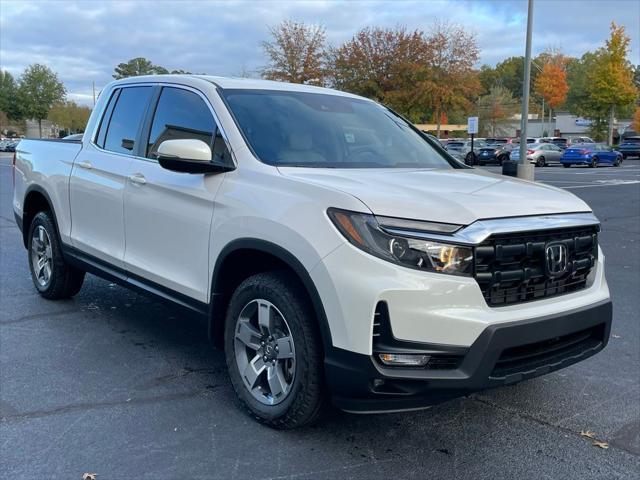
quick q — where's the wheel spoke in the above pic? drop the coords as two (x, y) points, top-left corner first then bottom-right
(43, 262), (51, 282)
(37, 257), (46, 276)
(38, 227), (45, 244)
(257, 301), (274, 334)
(267, 365), (286, 398)
(235, 321), (262, 351)
(242, 354), (266, 390)
(276, 336), (294, 359)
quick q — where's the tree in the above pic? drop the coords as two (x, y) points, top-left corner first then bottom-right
(328, 26), (434, 121)
(632, 107), (640, 133)
(477, 85), (519, 136)
(423, 22), (480, 137)
(0, 70), (24, 134)
(48, 100), (92, 133)
(18, 64), (66, 137)
(113, 57), (170, 79)
(479, 56), (527, 98)
(587, 23), (637, 145)
(262, 20), (327, 86)
(534, 54), (569, 134)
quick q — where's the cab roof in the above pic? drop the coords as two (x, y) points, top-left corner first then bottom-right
(109, 74), (365, 100)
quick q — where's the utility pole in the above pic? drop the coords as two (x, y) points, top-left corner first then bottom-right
(518, 0), (535, 181)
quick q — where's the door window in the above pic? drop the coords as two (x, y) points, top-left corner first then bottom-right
(103, 87), (153, 155)
(147, 87), (215, 158)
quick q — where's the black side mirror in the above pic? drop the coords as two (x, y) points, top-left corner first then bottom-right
(158, 155), (233, 174)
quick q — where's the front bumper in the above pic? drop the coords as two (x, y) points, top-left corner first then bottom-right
(326, 299), (612, 412)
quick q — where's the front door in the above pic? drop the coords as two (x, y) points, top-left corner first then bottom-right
(123, 86), (230, 302)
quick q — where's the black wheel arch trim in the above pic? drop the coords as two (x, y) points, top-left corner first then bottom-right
(20, 184), (61, 248)
(210, 238), (333, 350)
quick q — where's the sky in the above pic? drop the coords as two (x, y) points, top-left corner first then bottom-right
(1, 0), (638, 105)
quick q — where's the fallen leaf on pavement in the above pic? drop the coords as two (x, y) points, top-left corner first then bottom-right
(612, 334), (621, 338)
(592, 441), (609, 449)
(580, 430), (597, 439)
(83, 474), (97, 480)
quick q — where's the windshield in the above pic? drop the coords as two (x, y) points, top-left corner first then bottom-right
(221, 89), (456, 169)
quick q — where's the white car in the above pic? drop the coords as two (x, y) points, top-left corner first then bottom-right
(12, 75), (612, 428)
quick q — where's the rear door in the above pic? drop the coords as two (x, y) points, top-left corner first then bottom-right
(69, 86), (153, 268)
(547, 144), (562, 162)
(123, 85), (232, 302)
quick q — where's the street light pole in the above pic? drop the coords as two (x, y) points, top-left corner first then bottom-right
(518, 0), (535, 181)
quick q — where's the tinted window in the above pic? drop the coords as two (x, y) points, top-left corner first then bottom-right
(147, 87), (215, 158)
(103, 87), (153, 154)
(95, 89), (119, 148)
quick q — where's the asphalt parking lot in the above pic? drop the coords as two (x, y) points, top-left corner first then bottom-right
(1, 152), (639, 479)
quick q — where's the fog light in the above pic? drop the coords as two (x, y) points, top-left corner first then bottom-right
(378, 353), (431, 367)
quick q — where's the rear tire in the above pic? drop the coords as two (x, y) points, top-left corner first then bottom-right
(536, 156), (546, 168)
(27, 211), (85, 299)
(224, 270), (325, 429)
(614, 156), (622, 167)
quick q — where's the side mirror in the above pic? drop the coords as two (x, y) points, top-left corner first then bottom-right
(157, 139), (233, 174)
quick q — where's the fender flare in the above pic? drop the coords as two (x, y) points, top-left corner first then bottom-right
(21, 184), (60, 248)
(209, 238), (333, 350)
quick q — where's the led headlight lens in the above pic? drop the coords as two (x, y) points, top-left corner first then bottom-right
(328, 208), (473, 275)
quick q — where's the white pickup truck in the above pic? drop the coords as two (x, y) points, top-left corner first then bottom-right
(13, 75), (612, 428)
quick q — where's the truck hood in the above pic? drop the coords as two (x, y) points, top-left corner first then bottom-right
(278, 167), (591, 225)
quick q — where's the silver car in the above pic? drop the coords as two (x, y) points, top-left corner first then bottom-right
(445, 139), (486, 164)
(510, 143), (563, 167)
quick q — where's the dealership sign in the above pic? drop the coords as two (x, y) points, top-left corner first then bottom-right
(467, 116), (479, 134)
(575, 118), (593, 126)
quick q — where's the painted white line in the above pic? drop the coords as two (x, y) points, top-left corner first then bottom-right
(563, 180), (640, 189)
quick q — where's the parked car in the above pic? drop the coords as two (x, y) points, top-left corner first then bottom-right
(617, 136), (640, 159)
(561, 143), (623, 168)
(476, 141), (512, 165)
(3, 140), (19, 152)
(444, 139), (486, 164)
(568, 136), (595, 146)
(511, 143), (563, 167)
(541, 137), (568, 150)
(13, 75), (612, 429)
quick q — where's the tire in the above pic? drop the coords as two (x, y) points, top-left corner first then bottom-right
(478, 161), (485, 166)
(622, 154), (627, 159)
(465, 152), (475, 165)
(563, 163), (571, 168)
(536, 156), (546, 168)
(27, 211), (85, 299)
(224, 270), (325, 429)
(614, 156), (622, 167)
(590, 157), (598, 168)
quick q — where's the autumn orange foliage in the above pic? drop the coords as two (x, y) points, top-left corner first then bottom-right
(534, 62), (569, 109)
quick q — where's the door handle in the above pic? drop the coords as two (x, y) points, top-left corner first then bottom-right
(129, 173), (147, 185)
(77, 161), (92, 169)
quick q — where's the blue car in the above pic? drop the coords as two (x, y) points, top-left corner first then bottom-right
(560, 143), (623, 168)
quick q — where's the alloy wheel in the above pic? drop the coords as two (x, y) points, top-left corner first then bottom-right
(31, 225), (53, 287)
(234, 299), (296, 405)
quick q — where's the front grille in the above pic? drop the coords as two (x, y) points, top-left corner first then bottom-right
(490, 324), (604, 379)
(474, 225), (598, 306)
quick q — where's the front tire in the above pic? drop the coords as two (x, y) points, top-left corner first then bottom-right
(28, 211), (85, 299)
(536, 156), (546, 167)
(563, 163), (571, 168)
(614, 156), (622, 167)
(590, 157), (598, 168)
(224, 270), (325, 429)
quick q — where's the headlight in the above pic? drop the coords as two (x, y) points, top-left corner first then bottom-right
(327, 208), (473, 276)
